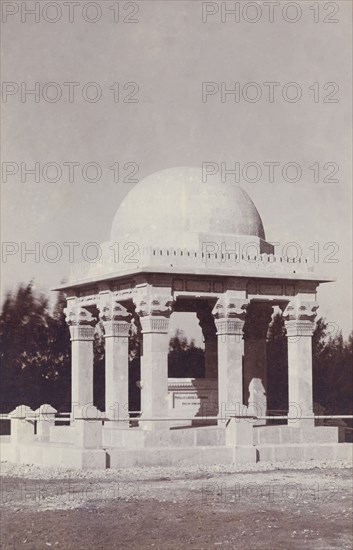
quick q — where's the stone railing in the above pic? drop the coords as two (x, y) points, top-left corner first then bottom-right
(68, 242), (315, 284)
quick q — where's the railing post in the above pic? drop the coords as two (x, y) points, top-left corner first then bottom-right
(9, 405), (35, 443)
(35, 404), (57, 441)
(74, 405), (103, 449)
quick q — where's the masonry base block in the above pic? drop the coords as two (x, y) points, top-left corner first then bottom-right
(1, 424), (351, 470)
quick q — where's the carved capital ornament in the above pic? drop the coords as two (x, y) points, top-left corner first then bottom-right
(212, 295), (249, 335)
(98, 296), (132, 338)
(283, 300), (319, 337)
(64, 304), (96, 341)
(133, 288), (174, 334)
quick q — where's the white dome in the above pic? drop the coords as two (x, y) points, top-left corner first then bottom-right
(111, 167), (265, 248)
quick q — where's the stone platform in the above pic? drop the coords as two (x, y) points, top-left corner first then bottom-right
(1, 420), (352, 470)
(253, 424), (352, 463)
(253, 424), (345, 445)
(0, 436), (107, 469)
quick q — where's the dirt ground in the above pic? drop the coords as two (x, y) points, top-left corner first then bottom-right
(1, 461), (352, 550)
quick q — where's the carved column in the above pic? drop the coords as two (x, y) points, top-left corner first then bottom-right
(212, 293), (249, 421)
(98, 295), (132, 425)
(243, 303), (273, 425)
(283, 300), (319, 428)
(64, 302), (96, 416)
(196, 303), (218, 379)
(133, 286), (173, 430)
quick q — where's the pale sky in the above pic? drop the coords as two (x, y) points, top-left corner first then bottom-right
(1, 1), (352, 338)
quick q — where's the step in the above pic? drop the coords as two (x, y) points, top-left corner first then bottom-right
(106, 445), (256, 468)
(256, 442), (352, 463)
(103, 425), (226, 449)
(253, 425), (341, 446)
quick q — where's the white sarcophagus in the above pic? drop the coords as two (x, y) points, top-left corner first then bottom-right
(168, 378), (218, 425)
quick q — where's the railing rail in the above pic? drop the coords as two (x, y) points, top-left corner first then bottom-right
(1, 413), (353, 422)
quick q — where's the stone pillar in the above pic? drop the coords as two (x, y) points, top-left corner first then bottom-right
(212, 294), (249, 423)
(64, 302), (96, 416)
(9, 406), (35, 443)
(243, 303), (273, 425)
(74, 406), (103, 449)
(197, 304), (218, 379)
(283, 300), (319, 428)
(133, 286), (173, 430)
(99, 296), (132, 425)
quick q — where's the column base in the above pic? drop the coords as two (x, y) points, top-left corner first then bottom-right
(288, 417), (315, 429)
(104, 419), (130, 429)
(139, 418), (170, 431)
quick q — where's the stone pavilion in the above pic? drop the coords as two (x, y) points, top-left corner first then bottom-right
(2, 167), (351, 469)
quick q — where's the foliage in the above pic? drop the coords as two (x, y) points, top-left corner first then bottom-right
(312, 320), (353, 417)
(0, 283), (71, 413)
(168, 329), (205, 378)
(267, 312), (353, 417)
(266, 313), (288, 412)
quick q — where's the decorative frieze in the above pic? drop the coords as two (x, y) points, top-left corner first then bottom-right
(69, 325), (95, 341)
(213, 281), (224, 293)
(285, 284), (295, 296)
(173, 279), (184, 291)
(214, 318), (246, 336)
(103, 321), (131, 338)
(140, 316), (170, 333)
(77, 295), (100, 307)
(168, 378), (217, 391)
(285, 321), (317, 338)
(185, 280), (212, 292)
(172, 277), (224, 294)
(246, 281), (296, 297)
(77, 286), (99, 298)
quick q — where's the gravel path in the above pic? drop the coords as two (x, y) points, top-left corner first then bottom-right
(1, 460), (352, 549)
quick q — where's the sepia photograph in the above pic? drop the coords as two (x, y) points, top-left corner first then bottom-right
(1, 1), (352, 549)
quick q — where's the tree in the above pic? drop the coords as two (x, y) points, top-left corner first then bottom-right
(0, 284), (71, 412)
(168, 329), (205, 378)
(93, 322), (105, 411)
(0, 282), (53, 411)
(313, 322), (353, 419)
(266, 312), (288, 413)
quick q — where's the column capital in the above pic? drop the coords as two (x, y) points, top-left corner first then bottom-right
(98, 295), (132, 338)
(64, 303), (96, 341)
(283, 300), (319, 337)
(212, 293), (249, 335)
(133, 286), (173, 334)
